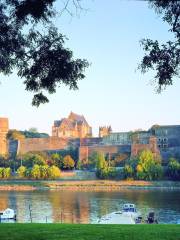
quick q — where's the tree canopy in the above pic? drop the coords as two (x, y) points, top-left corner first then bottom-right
(139, 0), (180, 92)
(0, 0), (89, 106)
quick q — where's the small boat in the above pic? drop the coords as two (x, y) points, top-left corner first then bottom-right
(98, 203), (142, 224)
(0, 208), (16, 220)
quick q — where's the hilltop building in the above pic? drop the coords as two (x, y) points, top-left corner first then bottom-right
(52, 112), (92, 138)
(0, 118), (9, 155)
(1, 114), (180, 166)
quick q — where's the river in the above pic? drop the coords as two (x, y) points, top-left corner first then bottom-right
(0, 189), (180, 223)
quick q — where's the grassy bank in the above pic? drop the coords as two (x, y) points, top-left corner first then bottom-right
(0, 180), (180, 191)
(0, 224), (179, 240)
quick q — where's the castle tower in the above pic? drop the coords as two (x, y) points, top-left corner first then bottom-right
(0, 118), (9, 155)
(99, 126), (112, 138)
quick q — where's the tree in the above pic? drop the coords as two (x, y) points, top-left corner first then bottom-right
(167, 158), (180, 180)
(136, 150), (163, 180)
(40, 165), (49, 179)
(7, 130), (25, 141)
(139, 1), (180, 92)
(3, 167), (11, 179)
(17, 166), (27, 178)
(51, 153), (63, 168)
(48, 165), (61, 179)
(22, 152), (47, 168)
(31, 164), (41, 179)
(28, 127), (38, 133)
(96, 152), (109, 179)
(124, 164), (134, 179)
(0, 0), (89, 106)
(0, 168), (4, 178)
(62, 155), (75, 169)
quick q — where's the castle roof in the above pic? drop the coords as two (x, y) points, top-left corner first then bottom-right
(53, 112), (90, 130)
(68, 112), (89, 125)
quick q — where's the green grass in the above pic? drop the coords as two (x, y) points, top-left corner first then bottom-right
(0, 224), (179, 240)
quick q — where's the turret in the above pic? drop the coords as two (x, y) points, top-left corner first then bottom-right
(0, 118), (9, 155)
(99, 126), (112, 137)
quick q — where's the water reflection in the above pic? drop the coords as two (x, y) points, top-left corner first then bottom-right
(0, 189), (180, 223)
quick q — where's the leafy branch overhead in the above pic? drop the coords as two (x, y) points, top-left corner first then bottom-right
(0, 0), (89, 106)
(139, 0), (180, 92)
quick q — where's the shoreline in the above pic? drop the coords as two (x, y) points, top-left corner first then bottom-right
(0, 180), (180, 191)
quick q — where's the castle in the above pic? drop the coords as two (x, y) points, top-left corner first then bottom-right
(1, 113), (180, 165)
(52, 112), (92, 138)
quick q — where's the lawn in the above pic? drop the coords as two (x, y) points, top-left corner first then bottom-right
(0, 224), (179, 240)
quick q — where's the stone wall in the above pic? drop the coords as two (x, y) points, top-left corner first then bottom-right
(131, 136), (160, 159)
(79, 145), (123, 162)
(17, 137), (70, 154)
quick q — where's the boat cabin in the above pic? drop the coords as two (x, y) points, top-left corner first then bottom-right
(123, 204), (137, 213)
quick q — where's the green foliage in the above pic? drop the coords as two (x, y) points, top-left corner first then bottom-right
(167, 158), (180, 181)
(31, 164), (41, 179)
(0, 0), (89, 106)
(124, 164), (134, 179)
(17, 166), (27, 178)
(124, 150), (163, 181)
(40, 165), (49, 179)
(139, 1), (180, 92)
(0, 167), (4, 178)
(48, 165), (61, 179)
(95, 153), (118, 179)
(0, 167), (11, 179)
(22, 153), (47, 168)
(62, 155), (75, 170)
(7, 130), (25, 140)
(51, 153), (63, 168)
(20, 130), (49, 138)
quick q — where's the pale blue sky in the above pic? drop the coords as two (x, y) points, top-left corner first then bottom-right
(0, 0), (180, 136)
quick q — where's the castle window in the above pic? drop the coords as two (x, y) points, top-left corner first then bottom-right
(158, 144), (161, 148)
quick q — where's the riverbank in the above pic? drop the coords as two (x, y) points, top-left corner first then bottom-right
(0, 224), (179, 240)
(0, 180), (180, 191)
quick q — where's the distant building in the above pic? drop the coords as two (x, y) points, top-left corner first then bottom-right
(99, 126), (112, 137)
(52, 112), (92, 138)
(0, 118), (9, 155)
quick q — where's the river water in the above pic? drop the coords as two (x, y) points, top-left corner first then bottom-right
(0, 189), (180, 223)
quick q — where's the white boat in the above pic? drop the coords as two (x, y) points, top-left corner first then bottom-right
(98, 203), (142, 224)
(0, 208), (16, 220)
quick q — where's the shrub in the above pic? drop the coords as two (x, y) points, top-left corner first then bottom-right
(62, 155), (75, 170)
(167, 158), (180, 180)
(17, 166), (27, 178)
(30, 164), (41, 179)
(48, 165), (61, 179)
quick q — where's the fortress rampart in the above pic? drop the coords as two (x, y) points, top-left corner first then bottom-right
(0, 118), (9, 155)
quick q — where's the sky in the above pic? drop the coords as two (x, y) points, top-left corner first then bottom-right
(0, 0), (180, 136)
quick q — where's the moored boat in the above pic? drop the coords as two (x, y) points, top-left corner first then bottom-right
(0, 208), (16, 220)
(98, 203), (142, 224)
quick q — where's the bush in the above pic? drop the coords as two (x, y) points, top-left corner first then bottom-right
(40, 165), (49, 179)
(123, 150), (163, 181)
(124, 164), (134, 179)
(62, 155), (75, 170)
(0, 167), (11, 179)
(48, 165), (61, 179)
(30, 164), (41, 179)
(17, 166), (27, 178)
(167, 158), (180, 180)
